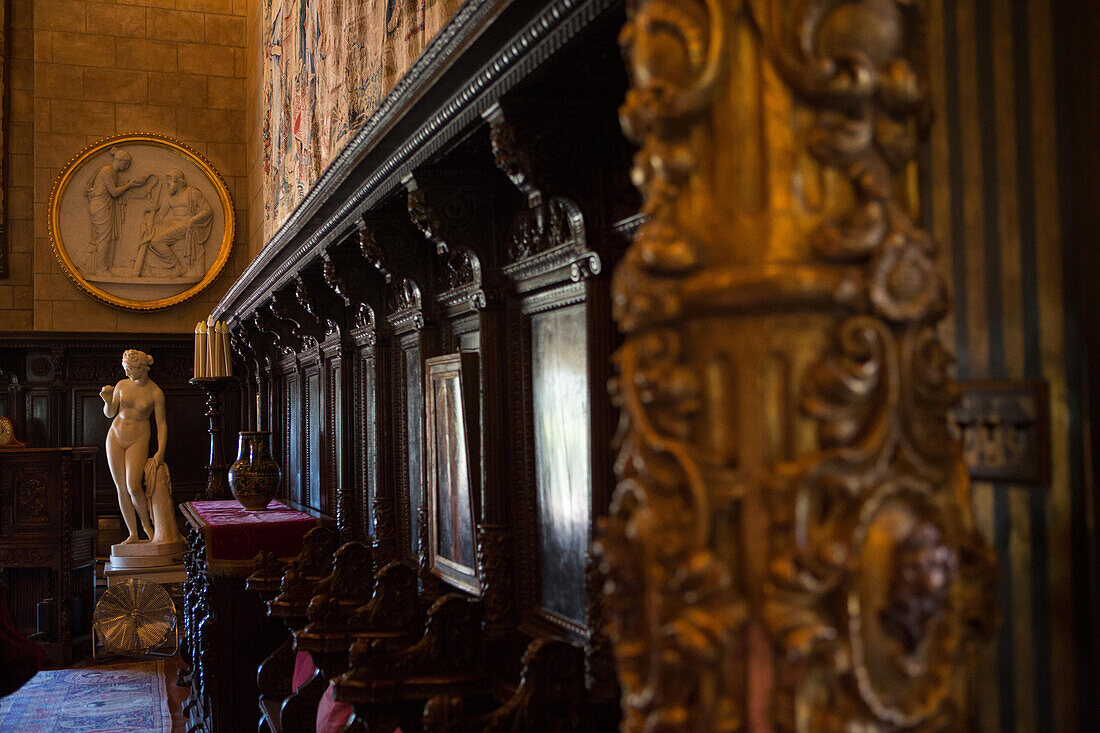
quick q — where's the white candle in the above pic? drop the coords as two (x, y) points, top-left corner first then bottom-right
(195, 321), (208, 378)
(256, 393), (261, 430)
(220, 322), (234, 377)
(193, 321), (201, 378)
(206, 317), (218, 376)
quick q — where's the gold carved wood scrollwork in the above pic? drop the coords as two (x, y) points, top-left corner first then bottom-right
(596, 0), (996, 731)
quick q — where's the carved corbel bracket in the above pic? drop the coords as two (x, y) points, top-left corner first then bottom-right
(252, 306), (296, 358)
(402, 173), (489, 308)
(270, 283), (325, 348)
(359, 212), (435, 289)
(227, 328), (254, 384)
(323, 232), (387, 332)
(483, 102), (587, 263)
(358, 220), (394, 284)
(297, 262), (350, 339)
(238, 313), (276, 367)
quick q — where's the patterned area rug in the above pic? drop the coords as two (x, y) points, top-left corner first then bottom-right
(0, 660), (171, 732)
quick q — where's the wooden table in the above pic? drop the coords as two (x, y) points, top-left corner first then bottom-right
(180, 500), (317, 733)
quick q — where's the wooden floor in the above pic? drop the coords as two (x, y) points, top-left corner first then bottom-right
(163, 656), (190, 733)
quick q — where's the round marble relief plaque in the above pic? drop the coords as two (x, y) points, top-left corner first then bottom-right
(48, 133), (235, 311)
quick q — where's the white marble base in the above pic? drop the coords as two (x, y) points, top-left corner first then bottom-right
(104, 562), (186, 588)
(109, 539), (186, 569)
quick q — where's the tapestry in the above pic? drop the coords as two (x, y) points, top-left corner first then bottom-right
(0, 0), (7, 279)
(0, 661), (171, 733)
(263, 0), (465, 236)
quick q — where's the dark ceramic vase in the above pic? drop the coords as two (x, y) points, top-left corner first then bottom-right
(228, 431), (281, 510)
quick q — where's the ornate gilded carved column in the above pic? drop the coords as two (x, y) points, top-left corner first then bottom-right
(595, 1), (997, 730)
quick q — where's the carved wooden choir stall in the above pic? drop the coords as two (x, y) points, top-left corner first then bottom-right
(178, 0), (996, 730)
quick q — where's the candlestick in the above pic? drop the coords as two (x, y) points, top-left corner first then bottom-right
(188, 376), (234, 500)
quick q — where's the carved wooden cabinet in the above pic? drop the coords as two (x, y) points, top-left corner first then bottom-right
(0, 446), (96, 666)
(180, 501), (316, 733)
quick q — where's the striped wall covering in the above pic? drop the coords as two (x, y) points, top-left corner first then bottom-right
(925, 1), (1079, 730)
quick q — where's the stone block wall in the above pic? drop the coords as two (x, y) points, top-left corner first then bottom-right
(245, 0), (262, 263)
(0, 0), (249, 333)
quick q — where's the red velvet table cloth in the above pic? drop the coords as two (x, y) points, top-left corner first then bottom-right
(187, 500), (318, 561)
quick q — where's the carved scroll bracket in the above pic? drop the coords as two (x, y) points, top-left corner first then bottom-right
(483, 102), (587, 263)
(322, 249), (378, 335)
(267, 288), (324, 352)
(402, 173), (490, 310)
(252, 306), (297, 358)
(297, 263), (350, 339)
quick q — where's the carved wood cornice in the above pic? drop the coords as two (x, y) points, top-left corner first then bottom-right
(596, 1), (997, 731)
(214, 0), (618, 326)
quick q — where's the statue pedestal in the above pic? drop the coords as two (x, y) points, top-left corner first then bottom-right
(104, 539), (186, 587)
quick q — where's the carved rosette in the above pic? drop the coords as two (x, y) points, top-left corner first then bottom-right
(600, 0), (996, 730)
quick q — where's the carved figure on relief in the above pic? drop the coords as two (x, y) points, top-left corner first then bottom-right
(133, 168), (214, 278)
(82, 147), (151, 275)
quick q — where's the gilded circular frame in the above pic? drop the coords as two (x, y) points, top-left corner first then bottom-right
(48, 133), (235, 311)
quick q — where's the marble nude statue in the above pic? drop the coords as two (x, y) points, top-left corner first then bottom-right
(100, 349), (175, 545)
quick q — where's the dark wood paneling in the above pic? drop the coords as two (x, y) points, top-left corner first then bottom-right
(0, 334), (240, 548)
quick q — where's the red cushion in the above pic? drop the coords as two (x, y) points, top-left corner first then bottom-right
(292, 650), (316, 692)
(316, 683), (353, 733)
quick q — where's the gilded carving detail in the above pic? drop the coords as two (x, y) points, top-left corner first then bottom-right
(600, 0), (995, 730)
